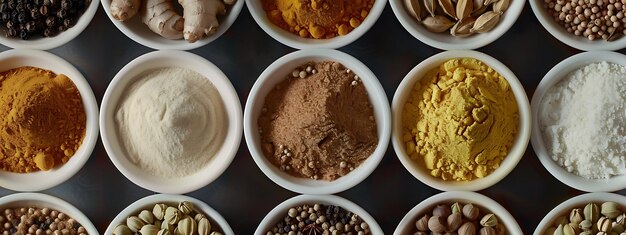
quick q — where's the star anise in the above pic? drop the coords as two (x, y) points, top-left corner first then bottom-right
(302, 222), (323, 235)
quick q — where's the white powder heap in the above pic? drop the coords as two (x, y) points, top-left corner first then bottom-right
(539, 62), (626, 179)
(116, 67), (226, 178)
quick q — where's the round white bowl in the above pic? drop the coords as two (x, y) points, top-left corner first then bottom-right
(533, 193), (626, 235)
(0, 49), (99, 192)
(394, 191), (523, 235)
(255, 194), (383, 235)
(244, 49), (391, 195)
(246, 0), (388, 49)
(529, 0), (626, 51)
(104, 194), (233, 235)
(101, 0), (244, 50)
(0, 193), (99, 235)
(530, 51), (626, 192)
(389, 0), (524, 50)
(391, 50), (531, 191)
(100, 50), (242, 194)
(0, 0), (99, 50)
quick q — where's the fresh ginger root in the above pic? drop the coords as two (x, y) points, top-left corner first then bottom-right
(142, 0), (184, 39)
(110, 0), (141, 21)
(179, 0), (226, 43)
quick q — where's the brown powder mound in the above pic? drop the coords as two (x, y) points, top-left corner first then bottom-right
(258, 61), (378, 181)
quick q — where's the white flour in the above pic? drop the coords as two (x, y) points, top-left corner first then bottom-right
(116, 67), (226, 178)
(539, 62), (626, 179)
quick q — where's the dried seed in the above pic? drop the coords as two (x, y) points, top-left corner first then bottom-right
(472, 4), (488, 16)
(422, 15), (455, 32)
(405, 0), (423, 21)
(424, 0), (437, 17)
(438, 0), (457, 19)
(456, 0), (474, 20)
(606, 27), (623, 41)
(471, 11), (501, 33)
(492, 0), (510, 13)
(473, 0), (484, 11)
(483, 0), (498, 5)
(451, 17), (476, 36)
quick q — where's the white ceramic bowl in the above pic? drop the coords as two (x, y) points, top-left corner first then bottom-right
(246, 0), (388, 49)
(104, 194), (233, 235)
(0, 193), (99, 234)
(533, 193), (626, 235)
(0, 49), (99, 192)
(391, 50), (531, 191)
(394, 191), (523, 235)
(529, 0), (626, 51)
(244, 49), (391, 195)
(255, 194), (383, 235)
(389, 0), (524, 50)
(100, 50), (242, 194)
(0, 0), (99, 50)
(101, 0), (244, 50)
(530, 51), (626, 192)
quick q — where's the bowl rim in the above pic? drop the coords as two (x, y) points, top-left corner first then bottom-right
(243, 48), (391, 195)
(391, 50), (531, 191)
(100, 0), (244, 50)
(529, 51), (626, 192)
(103, 194), (234, 235)
(245, 0), (389, 49)
(99, 50), (242, 194)
(532, 192), (626, 235)
(388, 0), (525, 50)
(0, 49), (99, 192)
(527, 0), (626, 51)
(393, 191), (523, 235)
(0, 0), (100, 50)
(254, 194), (383, 235)
(0, 192), (100, 235)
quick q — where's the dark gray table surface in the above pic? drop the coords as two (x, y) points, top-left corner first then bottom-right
(0, 2), (624, 234)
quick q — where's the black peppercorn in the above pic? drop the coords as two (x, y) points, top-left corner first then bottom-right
(18, 29), (27, 39)
(60, 0), (69, 9)
(38, 5), (47, 15)
(1, 12), (9, 22)
(5, 20), (13, 28)
(29, 8), (38, 19)
(7, 0), (15, 9)
(15, 3), (23, 11)
(61, 17), (71, 27)
(24, 20), (34, 31)
(16, 11), (26, 22)
(42, 26), (54, 36)
(0, 4), (7, 12)
(44, 15), (53, 26)
(5, 27), (16, 37)
(25, 3), (33, 10)
(55, 8), (64, 18)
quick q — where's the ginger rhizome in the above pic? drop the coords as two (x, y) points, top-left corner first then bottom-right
(109, 0), (234, 42)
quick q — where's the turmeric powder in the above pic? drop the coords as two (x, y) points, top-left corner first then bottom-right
(402, 58), (519, 181)
(0, 67), (86, 173)
(262, 0), (374, 39)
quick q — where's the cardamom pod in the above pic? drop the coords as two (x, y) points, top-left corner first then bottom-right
(194, 213), (207, 222)
(584, 203), (600, 223)
(471, 11), (501, 33)
(472, 5), (488, 17)
(178, 201), (195, 215)
(480, 214), (498, 227)
(451, 202), (462, 214)
(554, 224), (565, 235)
(405, 0), (423, 21)
(416, 214), (430, 231)
(113, 225), (132, 235)
(579, 220), (592, 231)
(570, 209), (584, 225)
(157, 228), (171, 235)
(597, 217), (612, 232)
(456, 0), (473, 20)
(153, 203), (168, 220)
(178, 216), (197, 235)
(447, 213), (463, 231)
(483, 0), (498, 5)
(139, 225), (159, 235)
(562, 223), (576, 235)
(451, 17), (476, 37)
(600, 202), (621, 219)
(422, 16), (455, 32)
(126, 216), (146, 232)
(438, 0), (457, 19)
(198, 217), (212, 235)
(139, 210), (155, 224)
(462, 203), (480, 221)
(480, 227), (496, 235)
(492, 0), (510, 12)
(424, 0), (437, 17)
(164, 207), (183, 225)
(554, 216), (568, 226)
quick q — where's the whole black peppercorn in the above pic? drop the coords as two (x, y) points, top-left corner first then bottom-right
(7, 0), (15, 9)
(5, 27), (16, 37)
(15, 3), (23, 11)
(60, 0), (69, 9)
(16, 11), (26, 22)
(29, 8), (38, 19)
(18, 29), (28, 39)
(57, 24), (65, 32)
(25, 3), (33, 10)
(5, 19), (13, 28)
(55, 8), (64, 18)
(1, 12), (9, 22)
(42, 26), (54, 36)
(0, 4), (7, 12)
(44, 15), (53, 26)
(32, 0), (41, 5)
(38, 5), (47, 15)
(61, 17), (71, 27)
(24, 20), (34, 32)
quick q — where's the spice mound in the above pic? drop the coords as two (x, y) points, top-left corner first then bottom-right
(261, 0), (374, 39)
(0, 66), (86, 173)
(258, 61), (378, 181)
(412, 202), (506, 234)
(0, 207), (88, 235)
(404, 0), (509, 37)
(539, 62), (626, 179)
(113, 201), (223, 235)
(0, 0), (91, 40)
(265, 203), (371, 235)
(402, 58), (519, 181)
(543, 0), (625, 41)
(541, 201), (625, 235)
(115, 67), (226, 178)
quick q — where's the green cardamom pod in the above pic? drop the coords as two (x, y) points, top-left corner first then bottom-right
(584, 203), (600, 222)
(480, 214), (498, 227)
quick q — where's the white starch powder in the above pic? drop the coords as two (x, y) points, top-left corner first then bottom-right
(539, 62), (626, 179)
(116, 67), (226, 178)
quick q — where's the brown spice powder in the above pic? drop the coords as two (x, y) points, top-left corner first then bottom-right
(258, 61), (378, 181)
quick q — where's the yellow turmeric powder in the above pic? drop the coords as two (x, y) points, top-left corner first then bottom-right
(0, 66), (86, 173)
(402, 58), (519, 181)
(262, 0), (374, 39)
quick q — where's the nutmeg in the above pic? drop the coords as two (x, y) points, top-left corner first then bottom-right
(428, 215), (447, 233)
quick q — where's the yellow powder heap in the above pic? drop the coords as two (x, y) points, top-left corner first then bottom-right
(262, 0), (374, 39)
(402, 58), (519, 181)
(0, 67), (86, 173)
